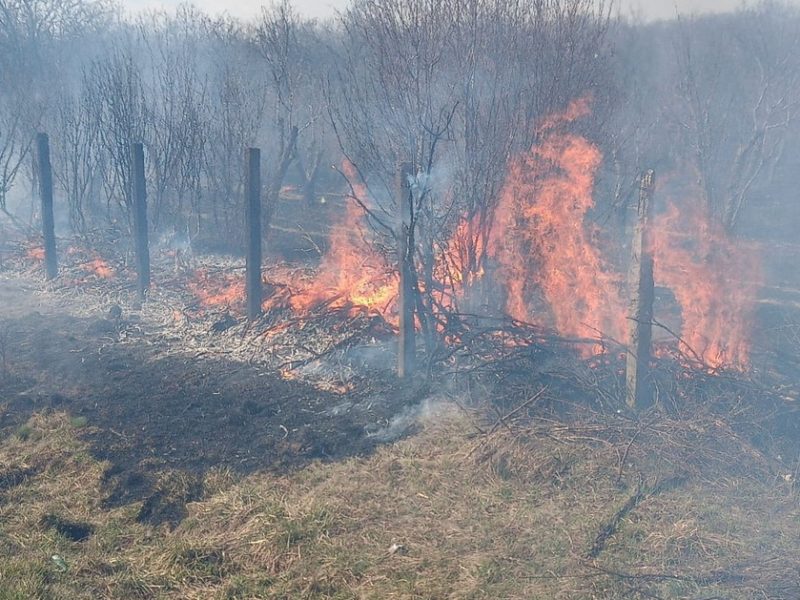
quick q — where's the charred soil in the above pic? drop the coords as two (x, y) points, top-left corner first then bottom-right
(0, 274), (415, 527)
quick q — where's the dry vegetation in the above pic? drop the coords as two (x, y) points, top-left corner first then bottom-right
(2, 400), (799, 599)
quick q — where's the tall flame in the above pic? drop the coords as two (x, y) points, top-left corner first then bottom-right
(651, 197), (761, 370)
(489, 98), (625, 348)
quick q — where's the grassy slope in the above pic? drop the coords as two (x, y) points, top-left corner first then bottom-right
(1, 405), (799, 599)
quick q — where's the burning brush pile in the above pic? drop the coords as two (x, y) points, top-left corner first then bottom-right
(3, 99), (793, 419)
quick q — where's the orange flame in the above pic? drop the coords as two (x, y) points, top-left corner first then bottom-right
(83, 258), (114, 279)
(442, 214), (486, 290)
(176, 101), (762, 375)
(651, 197), (761, 370)
(289, 163), (397, 318)
(489, 98), (625, 350)
(188, 269), (245, 308)
(26, 246), (45, 261)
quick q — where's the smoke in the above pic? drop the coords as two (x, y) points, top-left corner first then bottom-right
(620, 0), (769, 21)
(366, 395), (450, 443)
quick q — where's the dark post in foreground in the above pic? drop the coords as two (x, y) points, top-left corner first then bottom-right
(245, 147), (262, 321)
(36, 133), (57, 280)
(130, 143), (150, 300)
(397, 161), (416, 379)
(626, 169), (656, 410)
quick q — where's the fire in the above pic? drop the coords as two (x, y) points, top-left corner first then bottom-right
(289, 163), (397, 318)
(176, 101), (760, 374)
(485, 99), (761, 368)
(185, 164), (397, 320)
(651, 196), (761, 370)
(26, 246), (45, 261)
(83, 258), (114, 279)
(441, 214), (486, 291)
(188, 269), (245, 308)
(489, 98), (625, 350)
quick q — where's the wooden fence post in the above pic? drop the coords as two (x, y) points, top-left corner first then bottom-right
(245, 147), (262, 321)
(36, 133), (57, 280)
(626, 169), (656, 410)
(130, 143), (150, 300)
(397, 161), (415, 379)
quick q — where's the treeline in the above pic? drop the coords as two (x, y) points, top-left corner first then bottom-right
(1, 0), (799, 250)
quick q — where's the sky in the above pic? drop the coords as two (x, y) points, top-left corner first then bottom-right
(121, 0), (785, 22)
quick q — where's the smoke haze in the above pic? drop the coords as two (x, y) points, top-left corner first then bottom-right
(122, 0), (798, 21)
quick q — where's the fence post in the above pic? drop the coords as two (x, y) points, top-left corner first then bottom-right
(245, 147), (262, 321)
(36, 133), (57, 280)
(130, 143), (150, 300)
(397, 161), (415, 379)
(626, 169), (656, 410)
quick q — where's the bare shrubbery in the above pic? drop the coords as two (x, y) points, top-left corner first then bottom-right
(0, 0), (798, 310)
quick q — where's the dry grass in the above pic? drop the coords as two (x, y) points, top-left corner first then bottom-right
(1, 404), (799, 599)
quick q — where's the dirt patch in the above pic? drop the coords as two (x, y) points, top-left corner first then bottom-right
(128, 470), (205, 528)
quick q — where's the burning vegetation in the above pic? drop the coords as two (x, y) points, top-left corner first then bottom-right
(153, 97), (763, 382)
(651, 195), (762, 370)
(489, 98), (626, 349)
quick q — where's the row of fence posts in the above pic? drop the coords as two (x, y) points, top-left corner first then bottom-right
(33, 131), (657, 403)
(35, 135), (153, 297)
(34, 136), (415, 379)
(35, 135), (247, 309)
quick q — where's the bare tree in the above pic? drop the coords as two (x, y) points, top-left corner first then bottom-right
(202, 16), (267, 249)
(328, 0), (462, 350)
(252, 0), (339, 228)
(51, 86), (102, 232)
(137, 8), (208, 232)
(0, 0), (113, 218)
(89, 43), (148, 221)
(669, 4), (800, 231)
(442, 0), (613, 301)
(0, 89), (32, 215)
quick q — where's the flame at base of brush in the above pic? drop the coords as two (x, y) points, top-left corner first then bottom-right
(287, 200), (397, 319)
(82, 258), (114, 279)
(188, 269), (246, 309)
(489, 98), (626, 353)
(652, 198), (761, 370)
(181, 100), (762, 374)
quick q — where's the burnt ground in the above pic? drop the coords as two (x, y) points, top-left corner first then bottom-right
(3, 252), (800, 533)
(0, 274), (417, 526)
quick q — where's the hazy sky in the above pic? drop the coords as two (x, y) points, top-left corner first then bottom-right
(121, 0), (785, 22)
